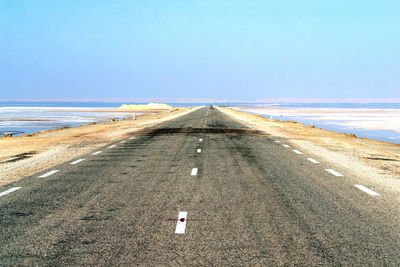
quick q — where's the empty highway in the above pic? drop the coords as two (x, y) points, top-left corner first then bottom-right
(1, 107), (400, 265)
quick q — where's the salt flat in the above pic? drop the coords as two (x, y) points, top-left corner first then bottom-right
(233, 107), (400, 132)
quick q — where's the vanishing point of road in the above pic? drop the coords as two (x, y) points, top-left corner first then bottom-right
(1, 107), (400, 265)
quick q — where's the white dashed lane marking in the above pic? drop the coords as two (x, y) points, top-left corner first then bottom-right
(307, 158), (320, 164)
(292, 150), (303, 154)
(0, 187), (21, 198)
(274, 140), (280, 143)
(38, 170), (59, 178)
(107, 145), (116, 148)
(325, 169), (343, 177)
(91, 151), (102, 155)
(199, 138), (203, 142)
(197, 149), (201, 153)
(175, 211), (188, 234)
(191, 168), (198, 176)
(120, 140), (126, 143)
(129, 137), (136, 140)
(354, 185), (380, 196)
(282, 144), (290, 148)
(70, 159), (85, 165)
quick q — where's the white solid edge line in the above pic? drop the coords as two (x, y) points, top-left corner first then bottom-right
(307, 158), (320, 164)
(354, 185), (380, 196)
(293, 150), (303, 154)
(129, 137), (136, 140)
(120, 140), (126, 143)
(197, 149), (201, 153)
(91, 151), (102, 155)
(70, 159), (85, 165)
(325, 169), (343, 176)
(282, 144), (290, 148)
(38, 170), (59, 178)
(175, 211), (188, 234)
(191, 168), (198, 176)
(0, 187), (21, 197)
(108, 145), (116, 148)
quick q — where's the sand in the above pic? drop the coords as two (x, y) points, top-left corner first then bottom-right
(0, 107), (197, 186)
(218, 107), (400, 196)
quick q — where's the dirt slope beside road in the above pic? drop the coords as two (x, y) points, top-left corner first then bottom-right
(218, 107), (400, 194)
(0, 107), (197, 186)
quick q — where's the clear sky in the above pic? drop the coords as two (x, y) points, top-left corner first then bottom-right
(1, 0), (399, 101)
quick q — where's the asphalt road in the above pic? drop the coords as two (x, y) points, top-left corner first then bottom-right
(1, 107), (400, 266)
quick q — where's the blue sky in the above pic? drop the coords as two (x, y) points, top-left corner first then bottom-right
(1, 0), (399, 101)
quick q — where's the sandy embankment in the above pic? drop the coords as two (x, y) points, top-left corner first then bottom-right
(218, 107), (400, 193)
(0, 107), (197, 186)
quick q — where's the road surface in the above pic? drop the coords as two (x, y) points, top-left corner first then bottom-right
(1, 107), (400, 265)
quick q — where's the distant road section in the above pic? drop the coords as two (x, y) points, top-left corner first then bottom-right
(1, 107), (400, 265)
